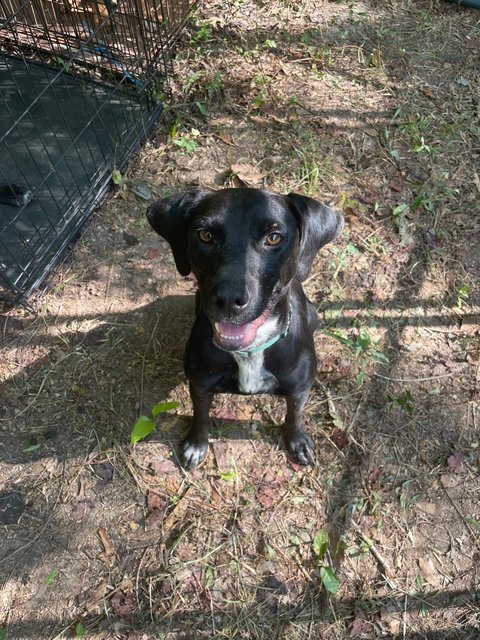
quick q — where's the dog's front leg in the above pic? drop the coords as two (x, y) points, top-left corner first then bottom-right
(283, 390), (315, 465)
(182, 382), (213, 469)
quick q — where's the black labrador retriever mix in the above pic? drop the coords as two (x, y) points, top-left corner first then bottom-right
(147, 187), (343, 469)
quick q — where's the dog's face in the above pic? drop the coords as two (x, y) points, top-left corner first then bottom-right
(147, 188), (343, 351)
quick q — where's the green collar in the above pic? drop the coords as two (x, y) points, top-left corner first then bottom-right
(234, 308), (292, 359)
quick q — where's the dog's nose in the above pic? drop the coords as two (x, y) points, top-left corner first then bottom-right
(214, 285), (250, 315)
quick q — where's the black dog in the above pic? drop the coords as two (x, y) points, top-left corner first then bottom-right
(147, 188), (343, 469)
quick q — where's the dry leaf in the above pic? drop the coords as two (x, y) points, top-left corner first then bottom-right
(360, 190), (379, 204)
(98, 527), (115, 556)
(212, 441), (234, 473)
(150, 459), (177, 475)
(388, 178), (404, 192)
(210, 116), (231, 126)
(380, 606), (401, 635)
(440, 474), (461, 489)
(330, 427), (350, 450)
(350, 608), (370, 637)
(416, 501), (437, 516)
(146, 490), (167, 513)
(213, 405), (236, 420)
(418, 557), (441, 587)
(144, 247), (160, 260)
(447, 452), (466, 474)
(145, 509), (165, 529)
(257, 483), (282, 508)
(83, 580), (107, 614)
(421, 86), (434, 99)
(111, 590), (136, 616)
(287, 459), (304, 472)
(249, 115), (270, 128)
(230, 162), (266, 186)
(217, 130), (234, 145)
(163, 487), (193, 532)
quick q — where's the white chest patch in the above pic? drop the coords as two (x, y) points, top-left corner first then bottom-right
(232, 316), (281, 394)
(232, 351), (278, 394)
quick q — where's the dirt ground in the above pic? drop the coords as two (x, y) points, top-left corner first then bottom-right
(1, 0), (479, 638)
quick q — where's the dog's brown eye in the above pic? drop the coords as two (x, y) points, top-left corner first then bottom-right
(266, 232), (283, 246)
(198, 229), (214, 244)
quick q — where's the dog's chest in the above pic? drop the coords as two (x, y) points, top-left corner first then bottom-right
(232, 352), (278, 394)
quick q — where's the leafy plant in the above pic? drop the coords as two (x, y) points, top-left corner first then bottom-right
(51, 56), (71, 72)
(44, 568), (57, 586)
(397, 484), (421, 510)
(387, 390), (414, 414)
(328, 242), (361, 272)
(456, 284), (470, 309)
(173, 134), (198, 153)
(207, 72), (223, 93)
(289, 139), (336, 196)
(464, 516), (480, 529)
(326, 329), (388, 364)
(312, 529), (340, 594)
(188, 20), (212, 45)
(75, 623), (85, 637)
(220, 470), (239, 481)
(23, 443), (42, 453)
(173, 128), (200, 154)
(413, 135), (431, 154)
(251, 73), (271, 108)
(112, 169), (123, 185)
(131, 400), (180, 444)
(324, 328), (388, 383)
(262, 38), (277, 49)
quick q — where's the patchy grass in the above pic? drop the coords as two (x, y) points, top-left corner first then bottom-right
(0, 0), (479, 638)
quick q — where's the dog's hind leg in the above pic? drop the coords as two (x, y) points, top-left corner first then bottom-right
(182, 383), (213, 469)
(283, 390), (315, 465)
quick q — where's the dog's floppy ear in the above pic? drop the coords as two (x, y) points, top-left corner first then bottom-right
(286, 193), (344, 281)
(146, 189), (212, 276)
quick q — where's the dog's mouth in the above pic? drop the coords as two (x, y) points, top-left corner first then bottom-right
(213, 309), (270, 351)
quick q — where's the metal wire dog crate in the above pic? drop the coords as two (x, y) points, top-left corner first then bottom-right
(0, 0), (196, 304)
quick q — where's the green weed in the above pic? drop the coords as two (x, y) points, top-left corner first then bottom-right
(397, 483), (421, 510)
(111, 169), (123, 185)
(44, 568), (57, 586)
(251, 73), (272, 108)
(131, 400), (180, 444)
(173, 128), (200, 154)
(328, 242), (361, 273)
(220, 470), (239, 481)
(312, 529), (340, 594)
(456, 284), (470, 309)
(324, 327), (388, 383)
(387, 390), (414, 414)
(464, 516), (480, 529)
(288, 140), (336, 196)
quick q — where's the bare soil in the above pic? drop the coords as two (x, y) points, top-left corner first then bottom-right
(1, 1), (479, 638)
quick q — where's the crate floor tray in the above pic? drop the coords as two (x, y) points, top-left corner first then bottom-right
(0, 55), (161, 300)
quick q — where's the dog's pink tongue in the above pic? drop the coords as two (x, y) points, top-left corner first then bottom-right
(216, 322), (250, 338)
(214, 311), (269, 350)
(215, 321), (257, 348)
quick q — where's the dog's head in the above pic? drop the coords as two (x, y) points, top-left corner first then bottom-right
(147, 188), (343, 351)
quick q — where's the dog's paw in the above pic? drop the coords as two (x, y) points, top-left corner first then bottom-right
(284, 429), (315, 466)
(182, 435), (209, 470)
